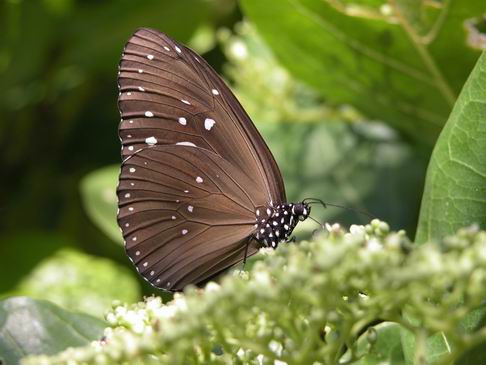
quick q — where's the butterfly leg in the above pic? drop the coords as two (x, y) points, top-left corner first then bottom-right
(242, 240), (251, 270)
(286, 236), (296, 244)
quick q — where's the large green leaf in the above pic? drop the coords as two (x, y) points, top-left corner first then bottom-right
(416, 51), (486, 243)
(80, 165), (121, 243)
(240, 0), (485, 144)
(0, 297), (105, 365)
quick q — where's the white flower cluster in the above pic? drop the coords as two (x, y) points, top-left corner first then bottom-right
(23, 221), (486, 365)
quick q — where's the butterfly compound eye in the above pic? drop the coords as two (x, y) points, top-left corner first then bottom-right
(295, 203), (310, 221)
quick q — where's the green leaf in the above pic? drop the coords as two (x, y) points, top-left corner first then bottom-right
(14, 249), (140, 318)
(400, 328), (452, 365)
(240, 0), (485, 144)
(80, 165), (120, 243)
(455, 305), (486, 365)
(0, 297), (105, 365)
(416, 51), (486, 243)
(353, 322), (405, 365)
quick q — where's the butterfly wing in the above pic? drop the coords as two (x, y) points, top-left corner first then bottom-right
(118, 28), (286, 204)
(118, 145), (263, 291)
(117, 28), (286, 290)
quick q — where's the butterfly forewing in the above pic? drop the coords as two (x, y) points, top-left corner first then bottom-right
(117, 28), (286, 290)
(118, 28), (285, 203)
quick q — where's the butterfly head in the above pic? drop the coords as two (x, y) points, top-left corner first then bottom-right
(293, 202), (311, 221)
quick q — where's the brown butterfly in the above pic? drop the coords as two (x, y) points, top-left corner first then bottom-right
(117, 28), (310, 291)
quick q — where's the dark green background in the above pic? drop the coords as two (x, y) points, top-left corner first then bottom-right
(0, 0), (483, 302)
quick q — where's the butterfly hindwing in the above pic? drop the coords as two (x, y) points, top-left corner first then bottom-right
(117, 145), (262, 290)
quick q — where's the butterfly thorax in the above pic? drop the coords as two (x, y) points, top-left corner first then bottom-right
(254, 202), (310, 248)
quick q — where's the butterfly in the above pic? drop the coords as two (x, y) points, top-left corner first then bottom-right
(117, 28), (310, 291)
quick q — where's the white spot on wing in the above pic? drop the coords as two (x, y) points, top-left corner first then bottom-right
(129, 167), (136, 173)
(128, 207), (134, 212)
(187, 205), (193, 212)
(181, 99), (191, 105)
(145, 136), (157, 145)
(182, 229), (188, 235)
(138, 86), (145, 92)
(125, 223), (129, 227)
(147, 54), (154, 60)
(124, 193), (131, 198)
(176, 141), (196, 147)
(178, 117), (187, 125)
(135, 250), (140, 256)
(204, 118), (216, 130)
(143, 262), (148, 267)
(138, 69), (143, 73)
(132, 236), (137, 241)
(145, 111), (154, 117)
(175, 46), (181, 53)
(164, 46), (170, 51)
(196, 176), (203, 183)
(211, 89), (219, 95)
(171, 216), (176, 220)
(128, 146), (134, 151)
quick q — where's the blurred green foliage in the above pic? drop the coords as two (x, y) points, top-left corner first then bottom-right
(14, 248), (140, 317)
(80, 166), (121, 244)
(1, 0), (486, 363)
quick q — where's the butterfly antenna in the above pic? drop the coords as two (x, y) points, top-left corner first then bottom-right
(303, 197), (375, 219)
